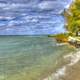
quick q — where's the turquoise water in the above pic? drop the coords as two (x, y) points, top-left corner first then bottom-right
(0, 36), (74, 80)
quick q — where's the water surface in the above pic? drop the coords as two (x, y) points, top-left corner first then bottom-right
(0, 36), (74, 80)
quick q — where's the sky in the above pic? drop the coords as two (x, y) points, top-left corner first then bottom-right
(0, 0), (73, 35)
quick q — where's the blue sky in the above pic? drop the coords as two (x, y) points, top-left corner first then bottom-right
(0, 0), (72, 35)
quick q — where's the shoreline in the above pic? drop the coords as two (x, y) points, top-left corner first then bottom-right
(42, 48), (79, 80)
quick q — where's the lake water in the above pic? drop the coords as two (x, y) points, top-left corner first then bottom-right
(0, 36), (74, 80)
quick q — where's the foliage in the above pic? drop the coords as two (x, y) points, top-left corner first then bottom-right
(49, 0), (80, 42)
(66, 0), (80, 36)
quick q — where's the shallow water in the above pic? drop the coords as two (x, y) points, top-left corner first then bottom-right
(0, 36), (74, 80)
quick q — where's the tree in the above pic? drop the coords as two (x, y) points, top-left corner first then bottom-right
(66, 0), (80, 36)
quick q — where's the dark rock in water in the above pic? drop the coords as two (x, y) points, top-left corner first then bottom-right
(0, 0), (73, 35)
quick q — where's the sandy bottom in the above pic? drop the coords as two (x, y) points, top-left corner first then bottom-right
(64, 62), (80, 80)
(62, 50), (80, 80)
(43, 49), (80, 80)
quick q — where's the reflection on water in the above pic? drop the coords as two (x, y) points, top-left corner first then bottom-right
(0, 36), (74, 80)
(0, 0), (73, 35)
